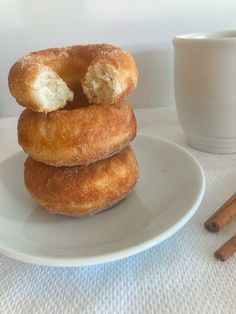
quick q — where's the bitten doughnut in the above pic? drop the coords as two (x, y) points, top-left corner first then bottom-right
(18, 101), (136, 166)
(8, 44), (138, 112)
(24, 146), (139, 217)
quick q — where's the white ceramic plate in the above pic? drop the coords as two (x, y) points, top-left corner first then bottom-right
(0, 134), (205, 267)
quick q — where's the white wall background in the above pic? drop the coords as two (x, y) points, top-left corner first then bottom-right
(1, 0), (236, 116)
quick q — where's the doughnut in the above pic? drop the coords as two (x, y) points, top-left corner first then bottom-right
(8, 44), (138, 112)
(18, 101), (136, 166)
(24, 146), (139, 217)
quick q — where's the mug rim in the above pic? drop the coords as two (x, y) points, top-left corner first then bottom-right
(173, 30), (236, 43)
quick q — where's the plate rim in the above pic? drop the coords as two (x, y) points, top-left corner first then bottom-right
(0, 134), (205, 267)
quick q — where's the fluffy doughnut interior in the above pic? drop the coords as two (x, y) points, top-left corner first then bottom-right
(33, 68), (74, 111)
(82, 62), (123, 104)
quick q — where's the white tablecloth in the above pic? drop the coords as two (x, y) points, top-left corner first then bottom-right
(0, 108), (235, 314)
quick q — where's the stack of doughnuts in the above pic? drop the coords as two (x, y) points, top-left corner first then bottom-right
(8, 44), (139, 217)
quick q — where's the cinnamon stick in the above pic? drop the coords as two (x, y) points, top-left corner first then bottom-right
(214, 235), (236, 261)
(204, 193), (236, 232)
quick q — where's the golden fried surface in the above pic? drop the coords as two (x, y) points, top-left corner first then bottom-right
(18, 101), (136, 166)
(24, 146), (139, 217)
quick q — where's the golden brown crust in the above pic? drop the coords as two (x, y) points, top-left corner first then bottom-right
(18, 101), (136, 166)
(24, 146), (139, 217)
(8, 44), (138, 112)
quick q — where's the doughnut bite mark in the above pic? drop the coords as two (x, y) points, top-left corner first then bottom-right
(33, 67), (74, 111)
(8, 44), (138, 112)
(82, 63), (123, 104)
(24, 146), (139, 217)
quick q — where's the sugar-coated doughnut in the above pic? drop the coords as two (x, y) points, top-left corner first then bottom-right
(24, 146), (139, 217)
(8, 44), (138, 112)
(18, 101), (136, 166)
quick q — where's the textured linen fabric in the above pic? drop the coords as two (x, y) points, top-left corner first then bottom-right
(0, 108), (236, 314)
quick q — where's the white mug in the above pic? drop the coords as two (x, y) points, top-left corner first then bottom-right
(173, 31), (236, 154)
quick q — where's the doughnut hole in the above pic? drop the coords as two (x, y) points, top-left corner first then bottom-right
(82, 62), (123, 104)
(34, 68), (74, 111)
